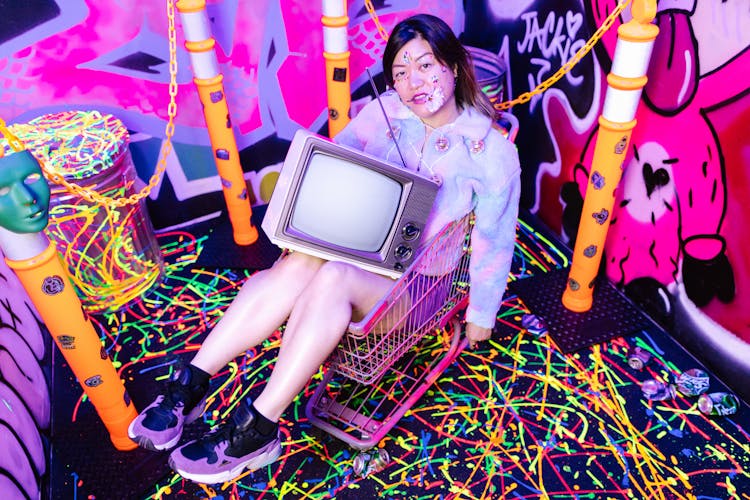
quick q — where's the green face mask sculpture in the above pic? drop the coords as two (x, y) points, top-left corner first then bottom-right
(0, 150), (51, 234)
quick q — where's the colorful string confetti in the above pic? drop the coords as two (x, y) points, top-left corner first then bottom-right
(3, 111), (164, 313)
(56, 218), (750, 499)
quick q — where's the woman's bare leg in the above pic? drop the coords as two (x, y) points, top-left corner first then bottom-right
(190, 252), (325, 375)
(253, 261), (395, 421)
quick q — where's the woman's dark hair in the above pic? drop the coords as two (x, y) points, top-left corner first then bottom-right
(382, 14), (496, 119)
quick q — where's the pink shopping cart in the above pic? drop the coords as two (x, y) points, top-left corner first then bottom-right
(305, 111), (518, 454)
(305, 211), (475, 450)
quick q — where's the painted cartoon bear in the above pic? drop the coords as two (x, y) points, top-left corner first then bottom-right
(556, 0), (749, 333)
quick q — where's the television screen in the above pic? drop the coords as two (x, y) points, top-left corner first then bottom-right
(262, 129), (440, 278)
(289, 152), (402, 253)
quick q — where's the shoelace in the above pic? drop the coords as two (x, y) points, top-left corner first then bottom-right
(202, 419), (243, 448)
(148, 384), (188, 424)
(201, 405), (258, 448)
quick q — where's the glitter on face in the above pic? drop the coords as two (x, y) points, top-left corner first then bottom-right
(391, 39), (457, 124)
(425, 86), (446, 112)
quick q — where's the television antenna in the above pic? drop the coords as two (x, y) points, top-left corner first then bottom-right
(365, 68), (408, 169)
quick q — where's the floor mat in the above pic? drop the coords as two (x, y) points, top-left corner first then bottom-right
(509, 267), (654, 353)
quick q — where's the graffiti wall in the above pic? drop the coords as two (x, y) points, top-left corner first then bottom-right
(574, 0), (748, 344)
(0, 257), (50, 498)
(0, 0), (461, 229)
(458, 0), (750, 344)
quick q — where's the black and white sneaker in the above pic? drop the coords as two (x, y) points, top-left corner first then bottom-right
(168, 400), (281, 484)
(128, 367), (208, 451)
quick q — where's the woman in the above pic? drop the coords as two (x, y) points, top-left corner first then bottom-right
(128, 13), (520, 484)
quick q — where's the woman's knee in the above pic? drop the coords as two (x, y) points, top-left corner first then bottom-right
(274, 252), (325, 278)
(311, 261), (355, 290)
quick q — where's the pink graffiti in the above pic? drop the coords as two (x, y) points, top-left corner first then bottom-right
(2, 1), (458, 141)
(544, 0), (750, 342)
(0, 260), (48, 499)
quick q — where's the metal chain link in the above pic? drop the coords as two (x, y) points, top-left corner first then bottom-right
(0, 0), (179, 208)
(364, 0), (391, 43)
(495, 0), (632, 110)
(0, 119), (25, 154)
(364, 0), (633, 111)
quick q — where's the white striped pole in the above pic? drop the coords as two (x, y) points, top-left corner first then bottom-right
(321, 0), (351, 137)
(176, 0), (258, 245)
(562, 1), (659, 312)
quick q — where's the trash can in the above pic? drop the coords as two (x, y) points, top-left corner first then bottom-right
(10, 110), (164, 313)
(467, 45), (506, 107)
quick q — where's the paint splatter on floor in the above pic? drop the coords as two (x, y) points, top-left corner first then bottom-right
(52, 218), (750, 499)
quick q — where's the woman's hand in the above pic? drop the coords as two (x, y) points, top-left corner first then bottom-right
(465, 322), (492, 349)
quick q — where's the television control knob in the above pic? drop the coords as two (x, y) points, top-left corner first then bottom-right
(401, 222), (420, 241)
(394, 244), (413, 262)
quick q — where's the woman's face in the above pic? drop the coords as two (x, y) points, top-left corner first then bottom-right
(0, 150), (50, 234)
(391, 37), (458, 127)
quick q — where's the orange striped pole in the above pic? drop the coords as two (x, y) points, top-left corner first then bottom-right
(176, 0), (258, 245)
(322, 0), (351, 137)
(4, 241), (138, 450)
(0, 149), (137, 450)
(562, 0), (659, 312)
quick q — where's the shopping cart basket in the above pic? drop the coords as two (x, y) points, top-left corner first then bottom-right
(305, 211), (474, 449)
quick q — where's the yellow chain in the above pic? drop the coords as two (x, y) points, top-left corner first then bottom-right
(364, 0), (391, 42)
(0, 119), (25, 154)
(364, 0), (633, 111)
(496, 0), (632, 110)
(0, 0), (179, 208)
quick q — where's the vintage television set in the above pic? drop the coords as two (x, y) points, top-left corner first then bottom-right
(262, 129), (440, 278)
